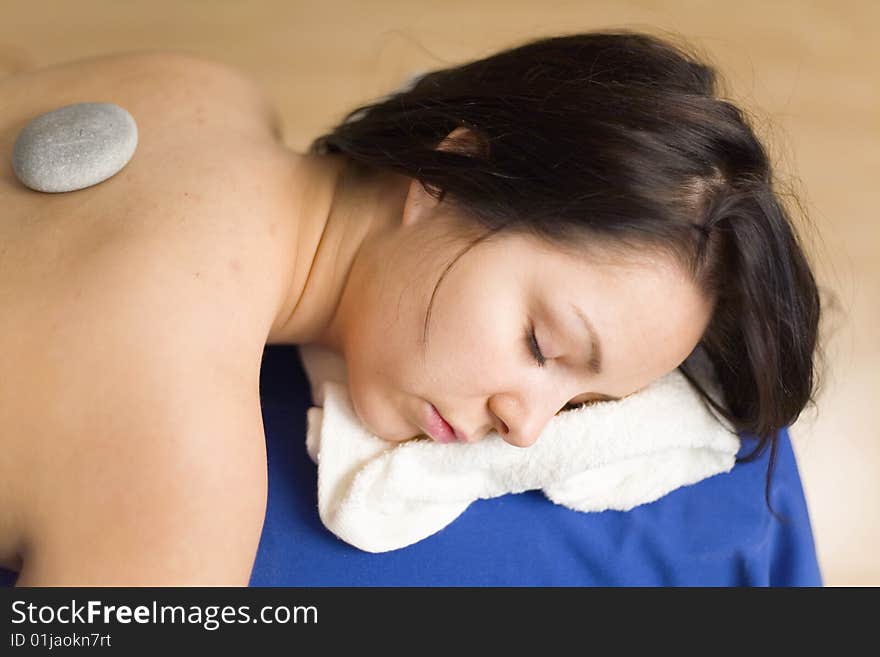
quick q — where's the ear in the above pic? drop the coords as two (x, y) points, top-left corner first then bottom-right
(401, 126), (484, 228)
(434, 125), (486, 157)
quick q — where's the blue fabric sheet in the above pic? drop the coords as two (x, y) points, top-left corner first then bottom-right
(1, 344), (823, 587)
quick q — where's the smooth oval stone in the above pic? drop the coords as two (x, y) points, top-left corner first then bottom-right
(12, 102), (138, 193)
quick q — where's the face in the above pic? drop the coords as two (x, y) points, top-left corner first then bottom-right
(334, 174), (716, 449)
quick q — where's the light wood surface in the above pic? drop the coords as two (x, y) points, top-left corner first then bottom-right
(2, 0), (877, 586)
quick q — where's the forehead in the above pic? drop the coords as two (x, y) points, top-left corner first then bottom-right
(523, 240), (689, 316)
(485, 230), (673, 285)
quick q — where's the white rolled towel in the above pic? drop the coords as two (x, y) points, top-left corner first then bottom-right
(297, 343), (740, 553)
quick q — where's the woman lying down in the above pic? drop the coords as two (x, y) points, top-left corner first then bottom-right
(0, 30), (823, 584)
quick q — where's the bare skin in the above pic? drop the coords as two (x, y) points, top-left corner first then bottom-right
(0, 51), (309, 583)
(0, 50), (713, 583)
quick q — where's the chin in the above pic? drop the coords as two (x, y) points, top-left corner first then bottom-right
(381, 433), (423, 444)
(370, 421), (425, 443)
(348, 384), (418, 442)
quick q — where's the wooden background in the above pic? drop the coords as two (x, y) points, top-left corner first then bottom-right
(2, 0), (877, 586)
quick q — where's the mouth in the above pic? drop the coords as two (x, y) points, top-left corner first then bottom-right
(423, 402), (460, 443)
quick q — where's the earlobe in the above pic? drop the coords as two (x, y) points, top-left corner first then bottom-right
(401, 177), (440, 228)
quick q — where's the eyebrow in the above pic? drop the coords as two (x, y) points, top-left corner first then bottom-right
(570, 302), (603, 377)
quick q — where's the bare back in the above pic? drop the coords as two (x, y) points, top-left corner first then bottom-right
(0, 51), (297, 581)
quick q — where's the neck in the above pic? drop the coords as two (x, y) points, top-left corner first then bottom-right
(266, 151), (408, 355)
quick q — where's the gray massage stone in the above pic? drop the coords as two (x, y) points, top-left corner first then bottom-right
(12, 102), (138, 193)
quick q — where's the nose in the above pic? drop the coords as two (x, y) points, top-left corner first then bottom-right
(487, 394), (556, 448)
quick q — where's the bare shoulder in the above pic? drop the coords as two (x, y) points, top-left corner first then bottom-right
(0, 47), (297, 351)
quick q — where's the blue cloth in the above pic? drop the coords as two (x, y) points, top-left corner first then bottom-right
(0, 344), (823, 587)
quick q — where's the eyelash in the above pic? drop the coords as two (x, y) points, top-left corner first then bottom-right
(526, 323), (585, 412)
(526, 324), (546, 367)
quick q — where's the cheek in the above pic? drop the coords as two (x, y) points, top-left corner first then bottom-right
(422, 293), (514, 389)
(340, 299), (428, 419)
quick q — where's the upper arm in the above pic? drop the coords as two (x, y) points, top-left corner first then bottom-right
(17, 358), (268, 586)
(15, 254), (269, 586)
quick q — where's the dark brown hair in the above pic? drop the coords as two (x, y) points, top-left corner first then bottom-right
(308, 29), (828, 521)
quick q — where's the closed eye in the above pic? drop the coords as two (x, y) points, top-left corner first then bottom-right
(526, 323), (546, 367)
(526, 323), (614, 414)
(558, 399), (602, 413)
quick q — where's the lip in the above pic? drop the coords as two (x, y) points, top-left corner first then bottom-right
(423, 402), (460, 443)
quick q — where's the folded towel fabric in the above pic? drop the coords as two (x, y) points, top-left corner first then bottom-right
(296, 343), (741, 553)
